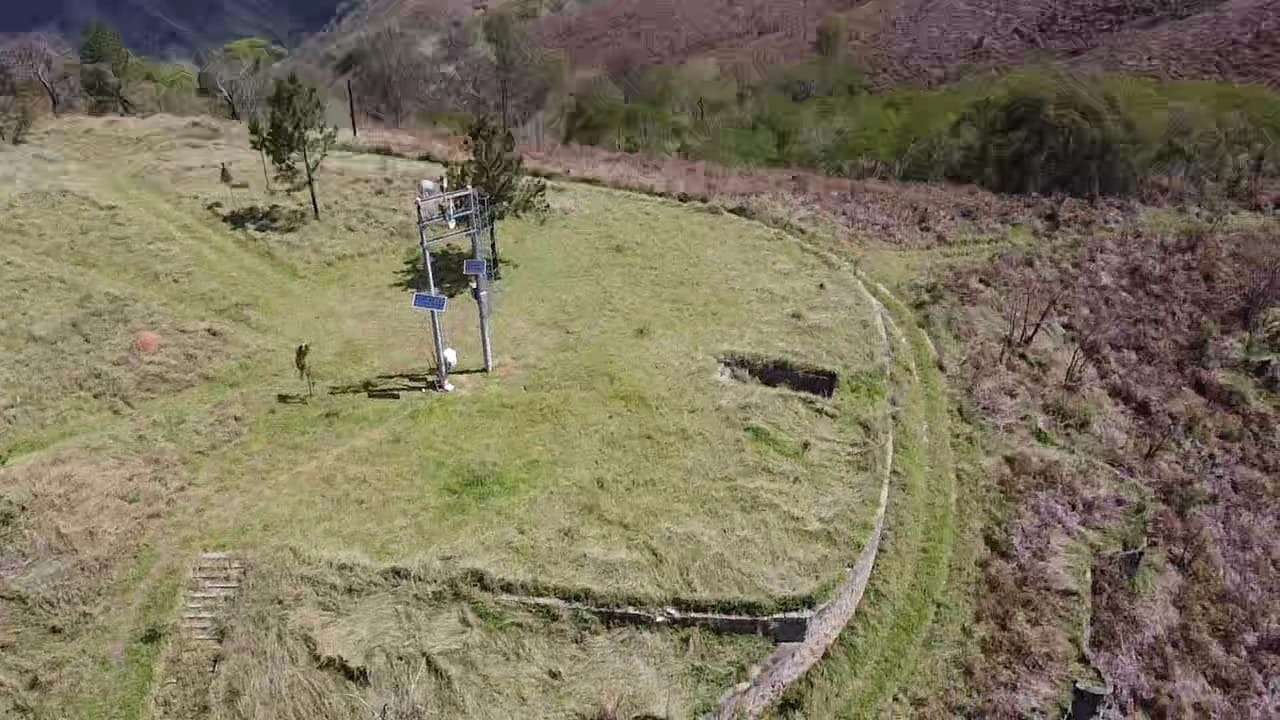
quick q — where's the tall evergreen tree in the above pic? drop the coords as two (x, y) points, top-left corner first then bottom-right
(80, 21), (134, 114)
(80, 21), (131, 78)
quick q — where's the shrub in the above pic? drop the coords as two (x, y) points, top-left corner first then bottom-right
(949, 75), (1141, 197)
(551, 58), (1280, 198)
(563, 75), (626, 147)
(0, 95), (34, 144)
(815, 15), (848, 62)
(426, 109), (475, 136)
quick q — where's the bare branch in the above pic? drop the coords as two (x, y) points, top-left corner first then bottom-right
(341, 26), (428, 128)
(1242, 243), (1280, 345)
(1, 33), (70, 116)
(199, 49), (274, 122)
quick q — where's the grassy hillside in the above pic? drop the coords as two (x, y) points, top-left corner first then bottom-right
(0, 115), (894, 718)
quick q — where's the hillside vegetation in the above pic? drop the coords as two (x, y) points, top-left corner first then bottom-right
(2, 2), (1279, 719)
(533, 0), (1280, 89)
(0, 115), (902, 718)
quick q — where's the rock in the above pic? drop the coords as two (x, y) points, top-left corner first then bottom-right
(134, 331), (162, 354)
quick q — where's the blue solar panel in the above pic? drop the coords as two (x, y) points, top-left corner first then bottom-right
(463, 259), (488, 276)
(411, 293), (448, 312)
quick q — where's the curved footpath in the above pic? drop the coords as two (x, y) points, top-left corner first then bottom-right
(709, 275), (912, 719)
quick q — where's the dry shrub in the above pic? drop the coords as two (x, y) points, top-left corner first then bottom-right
(0, 443), (201, 709)
(1241, 238), (1280, 345)
(937, 220), (1280, 717)
(0, 95), (33, 145)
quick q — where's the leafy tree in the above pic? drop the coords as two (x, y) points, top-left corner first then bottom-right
(80, 21), (131, 78)
(78, 22), (135, 114)
(563, 75), (625, 145)
(199, 37), (284, 121)
(81, 62), (133, 114)
(251, 73), (337, 220)
(130, 59), (197, 91)
(483, 11), (549, 132)
(669, 59), (736, 123)
(223, 37), (287, 65)
(337, 26), (426, 128)
(603, 46), (647, 105)
(950, 76), (1140, 197)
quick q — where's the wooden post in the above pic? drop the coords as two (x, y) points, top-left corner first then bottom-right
(347, 78), (358, 137)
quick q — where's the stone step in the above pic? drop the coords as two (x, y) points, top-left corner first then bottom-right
(184, 552), (242, 644)
(192, 563), (241, 573)
(190, 577), (239, 586)
(193, 568), (244, 577)
(194, 560), (244, 569)
(189, 590), (236, 599)
(201, 581), (241, 590)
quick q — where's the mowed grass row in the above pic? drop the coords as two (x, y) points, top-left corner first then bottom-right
(0, 116), (890, 718)
(772, 281), (958, 719)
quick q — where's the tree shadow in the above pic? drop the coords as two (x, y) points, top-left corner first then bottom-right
(328, 369), (487, 396)
(393, 246), (474, 297)
(209, 203), (308, 233)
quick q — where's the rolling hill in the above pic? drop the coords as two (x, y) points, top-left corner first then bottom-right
(532, 0), (1280, 88)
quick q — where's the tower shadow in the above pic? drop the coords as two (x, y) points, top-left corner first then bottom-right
(393, 246), (473, 297)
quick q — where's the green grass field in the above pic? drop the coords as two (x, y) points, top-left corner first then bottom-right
(0, 116), (899, 718)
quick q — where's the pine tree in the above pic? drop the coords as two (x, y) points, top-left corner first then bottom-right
(251, 73), (336, 220)
(80, 21), (134, 114)
(445, 115), (548, 277)
(80, 21), (131, 78)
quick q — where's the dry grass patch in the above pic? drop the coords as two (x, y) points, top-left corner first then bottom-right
(199, 554), (771, 720)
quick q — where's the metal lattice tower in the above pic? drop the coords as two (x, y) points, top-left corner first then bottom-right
(413, 178), (497, 390)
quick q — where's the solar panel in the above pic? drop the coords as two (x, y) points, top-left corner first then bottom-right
(411, 293), (448, 312)
(463, 259), (488, 276)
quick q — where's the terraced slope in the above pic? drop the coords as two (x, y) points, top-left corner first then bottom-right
(0, 115), (904, 718)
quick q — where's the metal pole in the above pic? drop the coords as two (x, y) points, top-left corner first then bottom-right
(468, 188), (495, 373)
(347, 79), (358, 138)
(488, 213), (501, 280)
(417, 202), (450, 390)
